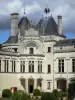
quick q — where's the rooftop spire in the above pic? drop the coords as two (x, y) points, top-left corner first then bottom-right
(44, 4), (50, 15)
(24, 8), (26, 17)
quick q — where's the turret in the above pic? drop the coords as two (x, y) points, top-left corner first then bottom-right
(10, 13), (19, 36)
(58, 15), (62, 35)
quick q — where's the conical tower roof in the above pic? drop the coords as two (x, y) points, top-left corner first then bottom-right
(37, 16), (58, 35)
(18, 16), (31, 36)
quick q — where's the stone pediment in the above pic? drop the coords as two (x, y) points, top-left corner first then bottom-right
(25, 28), (39, 36)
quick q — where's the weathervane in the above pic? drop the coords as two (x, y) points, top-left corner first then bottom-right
(44, 4), (50, 15)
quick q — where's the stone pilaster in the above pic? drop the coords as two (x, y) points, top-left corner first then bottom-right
(54, 80), (57, 89)
(26, 79), (28, 93)
(34, 79), (37, 89)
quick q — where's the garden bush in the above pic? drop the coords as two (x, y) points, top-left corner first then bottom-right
(11, 90), (28, 100)
(33, 89), (41, 96)
(52, 89), (60, 99)
(68, 83), (75, 100)
(41, 92), (56, 100)
(2, 89), (12, 98)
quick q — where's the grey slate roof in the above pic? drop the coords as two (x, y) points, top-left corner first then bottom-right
(54, 39), (75, 46)
(36, 16), (65, 37)
(36, 16), (58, 35)
(5, 35), (18, 43)
(18, 17), (31, 36)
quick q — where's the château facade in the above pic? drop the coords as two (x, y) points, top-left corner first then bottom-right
(0, 9), (75, 93)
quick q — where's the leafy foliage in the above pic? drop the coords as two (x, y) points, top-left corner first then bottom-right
(33, 89), (41, 96)
(41, 92), (56, 100)
(2, 89), (12, 98)
(68, 82), (75, 100)
(52, 89), (60, 99)
(11, 90), (28, 100)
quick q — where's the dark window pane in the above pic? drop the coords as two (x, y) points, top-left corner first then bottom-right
(29, 65), (31, 72)
(48, 47), (51, 52)
(62, 66), (64, 72)
(48, 65), (51, 73)
(32, 65), (34, 72)
(29, 48), (34, 54)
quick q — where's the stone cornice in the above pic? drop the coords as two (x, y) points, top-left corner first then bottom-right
(0, 52), (45, 57)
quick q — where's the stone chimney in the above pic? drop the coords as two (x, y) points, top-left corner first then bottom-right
(58, 15), (62, 35)
(10, 13), (19, 36)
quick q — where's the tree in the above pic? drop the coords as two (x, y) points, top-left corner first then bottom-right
(68, 82), (75, 100)
(52, 89), (60, 99)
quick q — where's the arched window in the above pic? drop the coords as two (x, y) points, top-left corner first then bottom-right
(38, 61), (42, 73)
(29, 61), (34, 73)
(29, 48), (34, 54)
(20, 61), (25, 73)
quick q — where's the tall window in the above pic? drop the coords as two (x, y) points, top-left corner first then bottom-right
(48, 47), (51, 53)
(20, 61), (25, 73)
(47, 82), (50, 89)
(29, 48), (34, 54)
(4, 60), (9, 72)
(58, 59), (64, 72)
(38, 61), (42, 73)
(0, 60), (1, 72)
(72, 59), (75, 72)
(48, 65), (51, 73)
(29, 61), (34, 73)
(12, 61), (16, 72)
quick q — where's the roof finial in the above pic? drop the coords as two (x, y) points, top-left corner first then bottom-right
(24, 8), (26, 17)
(44, 4), (50, 15)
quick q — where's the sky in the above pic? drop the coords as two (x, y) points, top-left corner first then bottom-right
(0, 0), (75, 43)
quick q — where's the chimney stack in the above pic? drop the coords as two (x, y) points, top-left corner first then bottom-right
(58, 15), (62, 35)
(10, 13), (19, 36)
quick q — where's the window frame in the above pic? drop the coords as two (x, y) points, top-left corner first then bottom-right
(58, 59), (64, 73)
(29, 61), (34, 73)
(38, 61), (42, 73)
(47, 82), (51, 89)
(72, 59), (75, 72)
(12, 60), (16, 73)
(20, 61), (25, 73)
(4, 60), (9, 72)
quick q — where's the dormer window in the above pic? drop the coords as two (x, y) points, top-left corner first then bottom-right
(29, 48), (34, 54)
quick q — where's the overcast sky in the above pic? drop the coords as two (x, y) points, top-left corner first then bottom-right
(0, 0), (75, 43)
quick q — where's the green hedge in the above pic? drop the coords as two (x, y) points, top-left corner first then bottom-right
(2, 89), (12, 98)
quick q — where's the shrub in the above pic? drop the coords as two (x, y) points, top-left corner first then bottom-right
(41, 92), (56, 100)
(52, 89), (60, 99)
(68, 83), (75, 100)
(2, 89), (12, 98)
(11, 90), (28, 100)
(33, 89), (41, 96)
